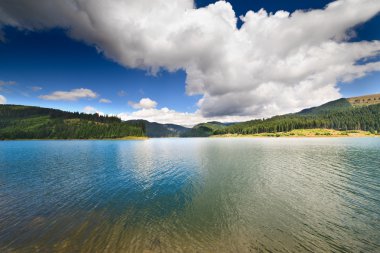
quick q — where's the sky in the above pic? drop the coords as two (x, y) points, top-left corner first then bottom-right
(0, 0), (379, 126)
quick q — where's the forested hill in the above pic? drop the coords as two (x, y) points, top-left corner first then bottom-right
(180, 122), (228, 137)
(214, 98), (380, 135)
(2, 94), (380, 139)
(0, 105), (145, 139)
(125, 120), (189, 137)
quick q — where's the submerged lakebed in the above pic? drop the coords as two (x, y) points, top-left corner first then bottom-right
(0, 138), (379, 252)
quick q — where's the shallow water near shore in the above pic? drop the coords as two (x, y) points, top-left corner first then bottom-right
(1, 138), (380, 252)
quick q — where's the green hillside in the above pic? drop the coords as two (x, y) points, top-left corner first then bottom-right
(298, 98), (352, 115)
(181, 122), (227, 137)
(3, 94), (380, 139)
(215, 99), (380, 135)
(347, 93), (380, 107)
(126, 120), (189, 137)
(0, 105), (145, 139)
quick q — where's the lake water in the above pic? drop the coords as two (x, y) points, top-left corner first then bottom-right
(0, 138), (379, 252)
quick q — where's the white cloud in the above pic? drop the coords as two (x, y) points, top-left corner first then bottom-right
(118, 107), (253, 127)
(0, 80), (16, 86)
(30, 86), (42, 91)
(99, 98), (111, 103)
(39, 88), (97, 101)
(83, 106), (104, 116)
(1, 0), (380, 119)
(0, 94), (6, 104)
(128, 98), (157, 109)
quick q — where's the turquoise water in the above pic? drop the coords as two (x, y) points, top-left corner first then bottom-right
(0, 138), (380, 252)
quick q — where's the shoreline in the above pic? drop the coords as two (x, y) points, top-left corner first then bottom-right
(211, 135), (379, 138)
(0, 136), (149, 141)
(211, 129), (379, 138)
(1, 129), (380, 140)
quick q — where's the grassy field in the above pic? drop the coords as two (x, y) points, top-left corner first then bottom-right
(212, 129), (379, 138)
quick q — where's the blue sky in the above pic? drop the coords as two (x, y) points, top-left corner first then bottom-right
(0, 0), (379, 125)
(0, 27), (199, 114)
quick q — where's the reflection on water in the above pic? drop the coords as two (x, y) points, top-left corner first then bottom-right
(0, 138), (380, 252)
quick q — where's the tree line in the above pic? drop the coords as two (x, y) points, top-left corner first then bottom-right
(215, 103), (380, 135)
(0, 105), (145, 139)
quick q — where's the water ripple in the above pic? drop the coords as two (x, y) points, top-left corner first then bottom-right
(0, 138), (379, 252)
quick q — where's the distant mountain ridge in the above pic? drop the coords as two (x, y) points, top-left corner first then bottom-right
(210, 95), (380, 136)
(180, 122), (229, 137)
(298, 94), (380, 115)
(1, 93), (380, 139)
(125, 119), (190, 137)
(179, 95), (380, 137)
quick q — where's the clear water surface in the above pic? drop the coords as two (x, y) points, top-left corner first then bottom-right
(0, 138), (379, 252)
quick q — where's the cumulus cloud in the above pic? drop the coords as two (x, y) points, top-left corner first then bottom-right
(99, 98), (111, 103)
(118, 107), (253, 127)
(0, 94), (6, 104)
(120, 98), (252, 126)
(83, 106), (104, 115)
(128, 98), (158, 109)
(119, 108), (203, 126)
(1, 0), (380, 119)
(39, 88), (97, 101)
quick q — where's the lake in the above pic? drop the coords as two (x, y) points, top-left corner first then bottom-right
(0, 138), (379, 252)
